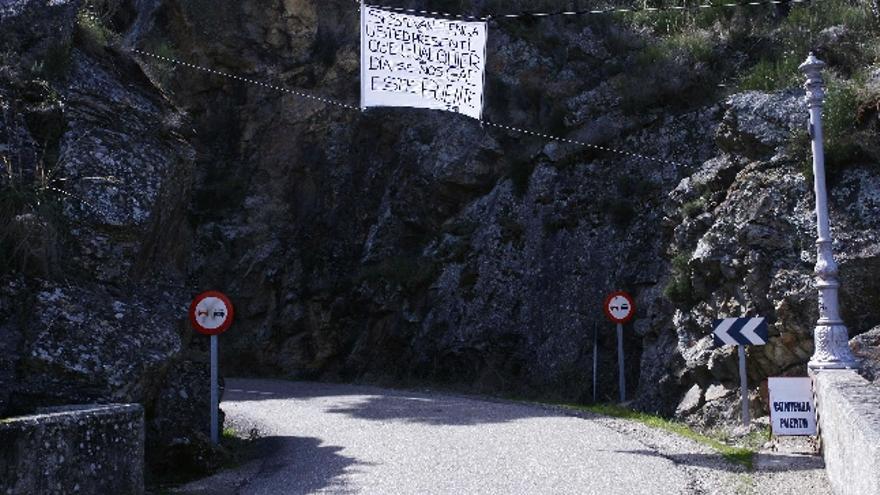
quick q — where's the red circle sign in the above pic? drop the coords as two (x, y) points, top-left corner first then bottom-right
(189, 291), (234, 336)
(604, 291), (635, 324)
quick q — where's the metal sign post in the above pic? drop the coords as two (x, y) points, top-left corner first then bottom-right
(210, 335), (219, 444)
(603, 291), (635, 404)
(713, 317), (768, 426)
(737, 345), (749, 426)
(617, 323), (625, 402)
(189, 291), (235, 445)
(592, 323), (598, 402)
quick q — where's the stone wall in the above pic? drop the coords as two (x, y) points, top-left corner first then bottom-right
(0, 404), (144, 495)
(813, 370), (880, 495)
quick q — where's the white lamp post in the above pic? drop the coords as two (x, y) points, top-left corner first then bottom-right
(799, 53), (859, 370)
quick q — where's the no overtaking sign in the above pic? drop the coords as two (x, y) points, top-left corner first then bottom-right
(604, 291), (635, 402)
(189, 290), (234, 445)
(604, 291), (635, 324)
(189, 291), (234, 336)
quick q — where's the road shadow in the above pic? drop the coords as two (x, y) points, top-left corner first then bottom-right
(223, 378), (563, 426)
(612, 449), (825, 473)
(223, 378), (423, 401)
(322, 394), (563, 426)
(173, 436), (369, 495)
(753, 452), (826, 472)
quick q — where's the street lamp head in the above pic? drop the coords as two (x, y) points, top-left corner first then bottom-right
(799, 52), (826, 74)
(800, 52), (826, 109)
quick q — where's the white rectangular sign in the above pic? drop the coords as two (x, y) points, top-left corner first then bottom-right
(769, 377), (817, 436)
(360, 4), (487, 119)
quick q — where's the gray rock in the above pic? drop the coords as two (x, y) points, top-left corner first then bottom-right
(0, 0), (80, 69)
(851, 327), (880, 381)
(676, 383), (703, 416)
(0, 0), (208, 478)
(705, 383), (734, 402)
(716, 91), (805, 159)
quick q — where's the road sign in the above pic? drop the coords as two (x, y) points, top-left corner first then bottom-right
(712, 317), (767, 426)
(189, 291), (234, 336)
(189, 291), (235, 445)
(769, 377), (817, 436)
(604, 291), (635, 324)
(604, 291), (635, 403)
(713, 318), (768, 347)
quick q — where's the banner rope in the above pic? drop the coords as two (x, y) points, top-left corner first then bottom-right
(129, 47), (682, 166)
(130, 49), (360, 111)
(361, 0), (813, 21)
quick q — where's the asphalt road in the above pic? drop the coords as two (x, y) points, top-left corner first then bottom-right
(175, 378), (828, 495)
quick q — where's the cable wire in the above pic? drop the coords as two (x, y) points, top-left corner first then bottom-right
(129, 47), (682, 166)
(362, 0), (810, 21)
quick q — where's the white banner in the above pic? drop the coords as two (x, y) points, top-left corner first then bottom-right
(360, 4), (487, 119)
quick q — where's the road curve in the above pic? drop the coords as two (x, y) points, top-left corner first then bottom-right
(177, 378), (697, 495)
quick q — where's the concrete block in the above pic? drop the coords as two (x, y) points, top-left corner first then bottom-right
(0, 403), (144, 495)
(813, 370), (880, 495)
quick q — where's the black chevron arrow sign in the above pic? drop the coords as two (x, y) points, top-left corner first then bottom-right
(713, 318), (768, 347)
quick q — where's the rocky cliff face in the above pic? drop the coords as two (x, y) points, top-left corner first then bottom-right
(125, 0), (721, 403)
(1, 0), (217, 478)
(125, 0), (879, 421)
(660, 88), (880, 423)
(2, 0), (879, 471)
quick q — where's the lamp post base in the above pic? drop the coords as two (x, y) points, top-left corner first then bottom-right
(808, 323), (860, 370)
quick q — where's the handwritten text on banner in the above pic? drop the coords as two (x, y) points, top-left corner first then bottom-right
(360, 5), (487, 119)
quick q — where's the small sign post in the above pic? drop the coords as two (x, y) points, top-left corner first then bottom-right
(592, 323), (598, 402)
(604, 291), (635, 403)
(769, 377), (817, 436)
(738, 345), (748, 425)
(189, 291), (235, 445)
(713, 317), (769, 426)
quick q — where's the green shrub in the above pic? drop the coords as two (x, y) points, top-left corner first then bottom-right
(790, 74), (880, 184)
(143, 42), (180, 89)
(0, 155), (63, 277)
(782, 0), (876, 39)
(739, 0), (879, 90)
(663, 251), (695, 305)
(613, 28), (721, 113)
(824, 78), (860, 164)
(623, 3), (740, 37)
(738, 56), (802, 91)
(681, 197), (706, 219)
(76, 6), (118, 51)
(635, 30), (715, 67)
(787, 128), (814, 183)
(820, 76), (880, 176)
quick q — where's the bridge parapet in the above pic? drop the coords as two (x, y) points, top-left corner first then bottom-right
(813, 370), (880, 495)
(0, 403), (144, 495)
